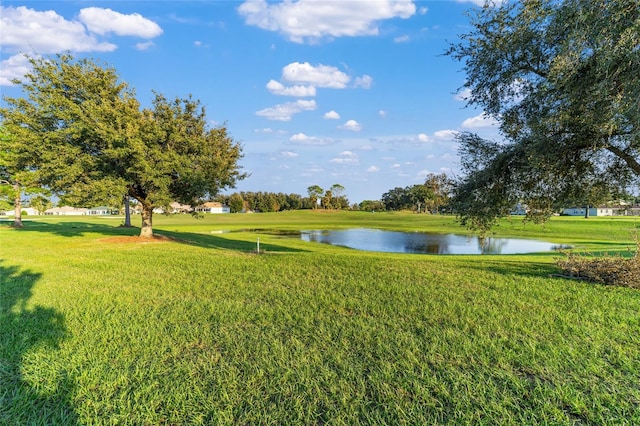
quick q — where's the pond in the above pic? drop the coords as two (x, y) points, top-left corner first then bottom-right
(300, 228), (567, 255)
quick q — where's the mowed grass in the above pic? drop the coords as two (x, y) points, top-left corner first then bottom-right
(1, 212), (639, 424)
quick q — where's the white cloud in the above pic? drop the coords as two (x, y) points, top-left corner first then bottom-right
(454, 87), (472, 101)
(266, 79), (317, 97)
(456, 0), (505, 6)
(378, 110), (387, 118)
(434, 129), (459, 140)
(194, 40), (210, 48)
(330, 151), (359, 165)
(418, 133), (429, 142)
(135, 41), (155, 51)
(366, 165), (380, 172)
(394, 35), (410, 43)
(0, 6), (117, 54)
(280, 151), (298, 158)
(461, 112), (499, 128)
(267, 62), (371, 98)
(303, 165), (325, 174)
(0, 54), (32, 86)
(456, 0), (485, 5)
(238, 0), (417, 44)
(0, 6), (162, 85)
(290, 133), (311, 141)
(324, 110), (340, 120)
(289, 132), (332, 145)
(281, 62), (350, 89)
(256, 99), (316, 121)
(353, 74), (373, 89)
(340, 119), (362, 132)
(78, 7), (163, 38)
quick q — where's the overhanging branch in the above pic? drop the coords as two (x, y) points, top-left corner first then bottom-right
(605, 145), (640, 176)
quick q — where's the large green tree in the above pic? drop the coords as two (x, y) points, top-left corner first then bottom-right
(1, 54), (245, 237)
(307, 185), (323, 209)
(447, 0), (639, 232)
(127, 93), (245, 236)
(381, 187), (410, 211)
(0, 126), (42, 227)
(422, 173), (454, 213)
(1, 54), (135, 223)
(0, 127), (25, 227)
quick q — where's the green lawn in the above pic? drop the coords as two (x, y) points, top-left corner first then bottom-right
(1, 212), (639, 424)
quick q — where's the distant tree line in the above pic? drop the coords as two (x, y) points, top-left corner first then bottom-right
(215, 184), (350, 213)
(214, 192), (310, 213)
(3, 173), (457, 215)
(380, 173), (454, 213)
(306, 184), (349, 210)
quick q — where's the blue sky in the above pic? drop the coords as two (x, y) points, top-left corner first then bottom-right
(1, 1), (500, 203)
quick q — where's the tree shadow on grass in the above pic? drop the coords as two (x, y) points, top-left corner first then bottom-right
(462, 257), (560, 279)
(0, 219), (138, 238)
(3, 220), (308, 253)
(0, 261), (79, 424)
(154, 229), (309, 253)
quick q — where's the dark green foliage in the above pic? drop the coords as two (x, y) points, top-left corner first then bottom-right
(0, 126), (45, 227)
(448, 0), (640, 233)
(358, 200), (385, 212)
(219, 191), (311, 213)
(1, 54), (245, 237)
(381, 173), (453, 213)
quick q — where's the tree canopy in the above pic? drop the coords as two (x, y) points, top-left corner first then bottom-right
(381, 173), (453, 213)
(306, 185), (323, 209)
(0, 126), (43, 227)
(1, 54), (245, 237)
(447, 0), (639, 232)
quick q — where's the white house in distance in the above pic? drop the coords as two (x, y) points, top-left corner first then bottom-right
(562, 206), (616, 217)
(44, 206), (89, 216)
(169, 202), (192, 214)
(87, 206), (114, 215)
(149, 202), (192, 214)
(2, 207), (40, 216)
(195, 201), (230, 214)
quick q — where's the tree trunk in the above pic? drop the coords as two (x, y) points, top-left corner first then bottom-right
(584, 205), (590, 219)
(12, 183), (23, 228)
(140, 205), (153, 238)
(123, 195), (132, 227)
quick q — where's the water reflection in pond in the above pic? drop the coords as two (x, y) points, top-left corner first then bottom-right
(301, 228), (565, 255)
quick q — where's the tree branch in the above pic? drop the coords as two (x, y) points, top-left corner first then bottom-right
(605, 145), (640, 176)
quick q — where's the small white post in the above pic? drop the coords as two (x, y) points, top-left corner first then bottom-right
(257, 237), (260, 254)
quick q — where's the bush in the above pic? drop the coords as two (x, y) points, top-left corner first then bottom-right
(555, 239), (640, 289)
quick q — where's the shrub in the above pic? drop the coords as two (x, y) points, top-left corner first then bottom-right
(555, 239), (640, 289)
